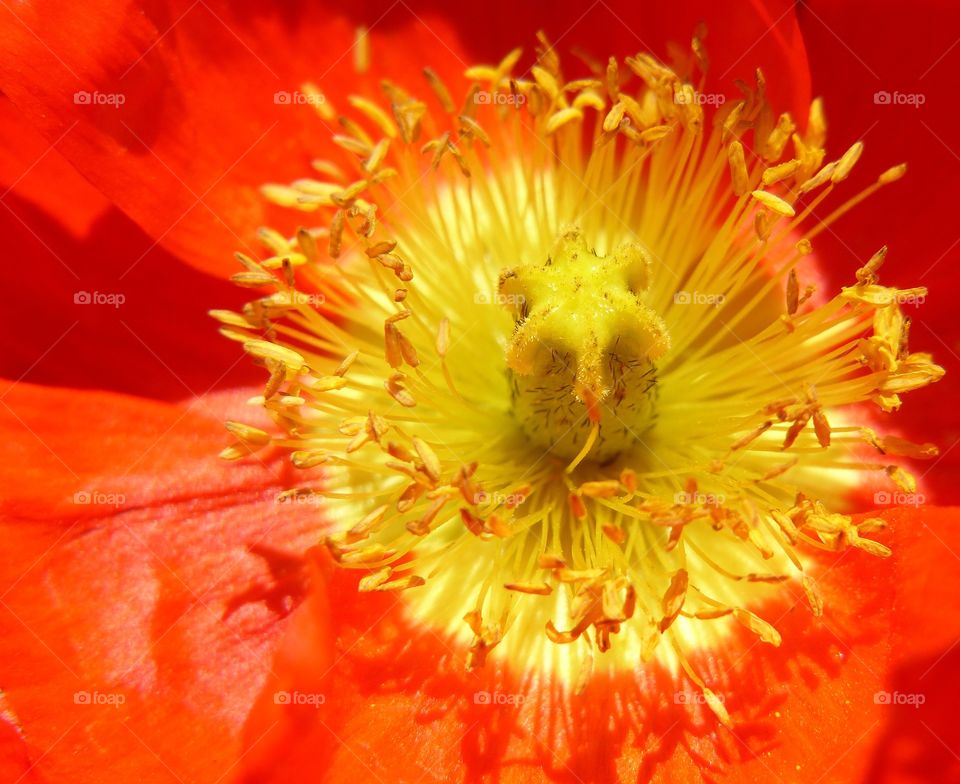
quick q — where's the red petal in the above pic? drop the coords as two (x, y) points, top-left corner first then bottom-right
(0, 1), (808, 280)
(0, 381), (323, 782)
(0, 93), (107, 237)
(797, 0), (960, 500)
(0, 1), (471, 279)
(0, 94), (260, 400)
(617, 0), (811, 117)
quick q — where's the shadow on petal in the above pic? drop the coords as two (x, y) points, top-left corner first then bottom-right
(238, 540), (896, 783)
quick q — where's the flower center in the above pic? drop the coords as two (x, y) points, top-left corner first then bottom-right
(503, 227), (667, 461)
(215, 33), (943, 720)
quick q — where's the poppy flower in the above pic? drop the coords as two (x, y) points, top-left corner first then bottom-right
(0, 2), (958, 784)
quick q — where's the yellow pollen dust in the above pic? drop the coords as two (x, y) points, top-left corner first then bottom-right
(214, 31), (943, 721)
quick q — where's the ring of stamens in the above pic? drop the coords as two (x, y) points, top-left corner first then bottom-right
(215, 31), (943, 722)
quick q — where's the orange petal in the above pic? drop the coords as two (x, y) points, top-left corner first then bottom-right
(0, 382), (324, 782)
(236, 505), (960, 782)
